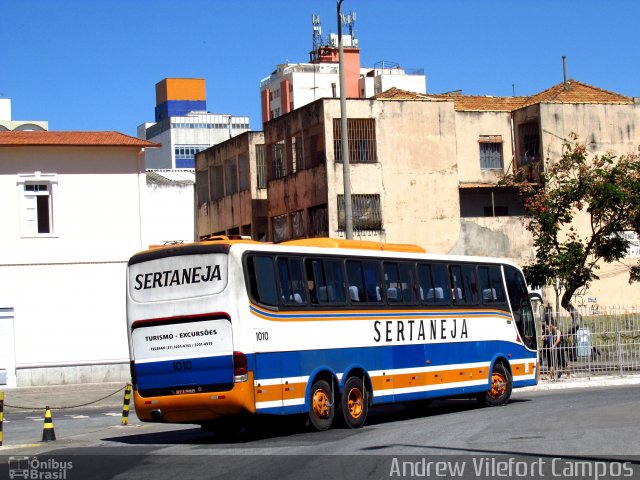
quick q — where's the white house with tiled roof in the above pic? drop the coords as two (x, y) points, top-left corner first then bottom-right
(0, 131), (159, 387)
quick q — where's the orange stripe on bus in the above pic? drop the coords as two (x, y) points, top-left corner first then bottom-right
(371, 367), (489, 391)
(254, 381), (307, 403)
(511, 362), (536, 378)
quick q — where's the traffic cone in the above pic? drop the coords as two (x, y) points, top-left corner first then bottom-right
(121, 383), (132, 426)
(42, 406), (56, 441)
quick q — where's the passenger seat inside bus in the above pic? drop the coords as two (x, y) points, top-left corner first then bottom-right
(426, 287), (444, 301)
(349, 285), (360, 302)
(387, 287), (399, 302)
(483, 288), (497, 301)
(317, 286), (334, 302)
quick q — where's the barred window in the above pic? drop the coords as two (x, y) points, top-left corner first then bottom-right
(518, 122), (541, 166)
(291, 136), (303, 172)
(333, 119), (377, 163)
(308, 204), (328, 237)
(256, 144), (267, 189)
(272, 142), (286, 179)
(479, 136), (503, 170)
(337, 194), (382, 231)
(291, 210), (305, 238)
(272, 214), (290, 242)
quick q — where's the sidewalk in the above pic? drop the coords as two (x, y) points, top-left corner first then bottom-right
(519, 373), (640, 393)
(2, 374), (639, 414)
(1, 382), (128, 413)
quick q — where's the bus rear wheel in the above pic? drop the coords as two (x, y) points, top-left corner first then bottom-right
(309, 379), (334, 431)
(478, 363), (512, 407)
(341, 376), (368, 428)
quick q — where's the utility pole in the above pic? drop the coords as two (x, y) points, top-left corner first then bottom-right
(337, 0), (353, 239)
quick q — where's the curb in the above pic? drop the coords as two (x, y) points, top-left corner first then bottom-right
(517, 374), (640, 393)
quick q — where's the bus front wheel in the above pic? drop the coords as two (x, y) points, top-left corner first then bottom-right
(341, 376), (368, 428)
(309, 379), (335, 431)
(478, 363), (512, 407)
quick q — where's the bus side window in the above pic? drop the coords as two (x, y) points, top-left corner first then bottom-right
(449, 265), (479, 305)
(478, 266), (506, 304)
(462, 265), (479, 304)
(324, 259), (347, 303)
(398, 263), (418, 304)
(346, 260), (365, 304)
(363, 261), (383, 303)
(418, 263), (450, 305)
(383, 262), (400, 303)
(384, 262), (418, 304)
(307, 259), (325, 304)
(449, 265), (466, 304)
(277, 257), (307, 305)
(247, 255), (278, 307)
(307, 258), (346, 305)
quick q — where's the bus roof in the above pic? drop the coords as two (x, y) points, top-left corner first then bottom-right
(280, 238), (426, 253)
(131, 237), (521, 271)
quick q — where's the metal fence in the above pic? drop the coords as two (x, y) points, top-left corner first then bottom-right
(536, 305), (640, 380)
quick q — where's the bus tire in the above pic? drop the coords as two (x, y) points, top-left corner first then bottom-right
(479, 363), (512, 407)
(341, 376), (368, 428)
(309, 379), (335, 431)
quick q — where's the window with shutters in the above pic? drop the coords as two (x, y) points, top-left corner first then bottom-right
(20, 180), (56, 236)
(479, 136), (503, 170)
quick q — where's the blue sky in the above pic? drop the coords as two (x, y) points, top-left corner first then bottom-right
(2, 0), (639, 136)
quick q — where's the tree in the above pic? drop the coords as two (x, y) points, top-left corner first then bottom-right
(502, 133), (640, 332)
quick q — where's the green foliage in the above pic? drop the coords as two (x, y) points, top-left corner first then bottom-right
(502, 133), (640, 306)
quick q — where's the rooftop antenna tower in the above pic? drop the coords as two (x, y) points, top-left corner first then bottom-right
(312, 15), (323, 51)
(343, 11), (356, 37)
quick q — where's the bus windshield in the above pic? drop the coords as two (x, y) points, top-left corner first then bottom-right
(504, 265), (537, 350)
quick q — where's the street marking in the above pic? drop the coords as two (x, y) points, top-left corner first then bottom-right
(64, 414), (89, 419)
(104, 413), (121, 417)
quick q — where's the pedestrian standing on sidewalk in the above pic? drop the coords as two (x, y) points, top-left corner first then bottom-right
(543, 307), (567, 379)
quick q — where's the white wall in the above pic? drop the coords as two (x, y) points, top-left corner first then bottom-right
(0, 145), (145, 386)
(142, 180), (195, 248)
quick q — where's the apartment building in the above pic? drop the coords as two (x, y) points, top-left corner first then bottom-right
(138, 78), (250, 169)
(259, 15), (425, 125)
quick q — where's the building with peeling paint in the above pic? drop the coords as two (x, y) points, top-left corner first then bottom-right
(195, 79), (640, 307)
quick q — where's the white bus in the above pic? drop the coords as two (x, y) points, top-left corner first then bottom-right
(126, 237), (539, 431)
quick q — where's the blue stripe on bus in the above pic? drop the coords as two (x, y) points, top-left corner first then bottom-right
(254, 340), (531, 381)
(135, 355), (234, 391)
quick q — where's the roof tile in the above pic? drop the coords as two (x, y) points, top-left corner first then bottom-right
(375, 80), (634, 112)
(0, 131), (160, 147)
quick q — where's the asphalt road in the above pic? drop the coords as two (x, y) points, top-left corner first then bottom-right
(1, 385), (639, 479)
